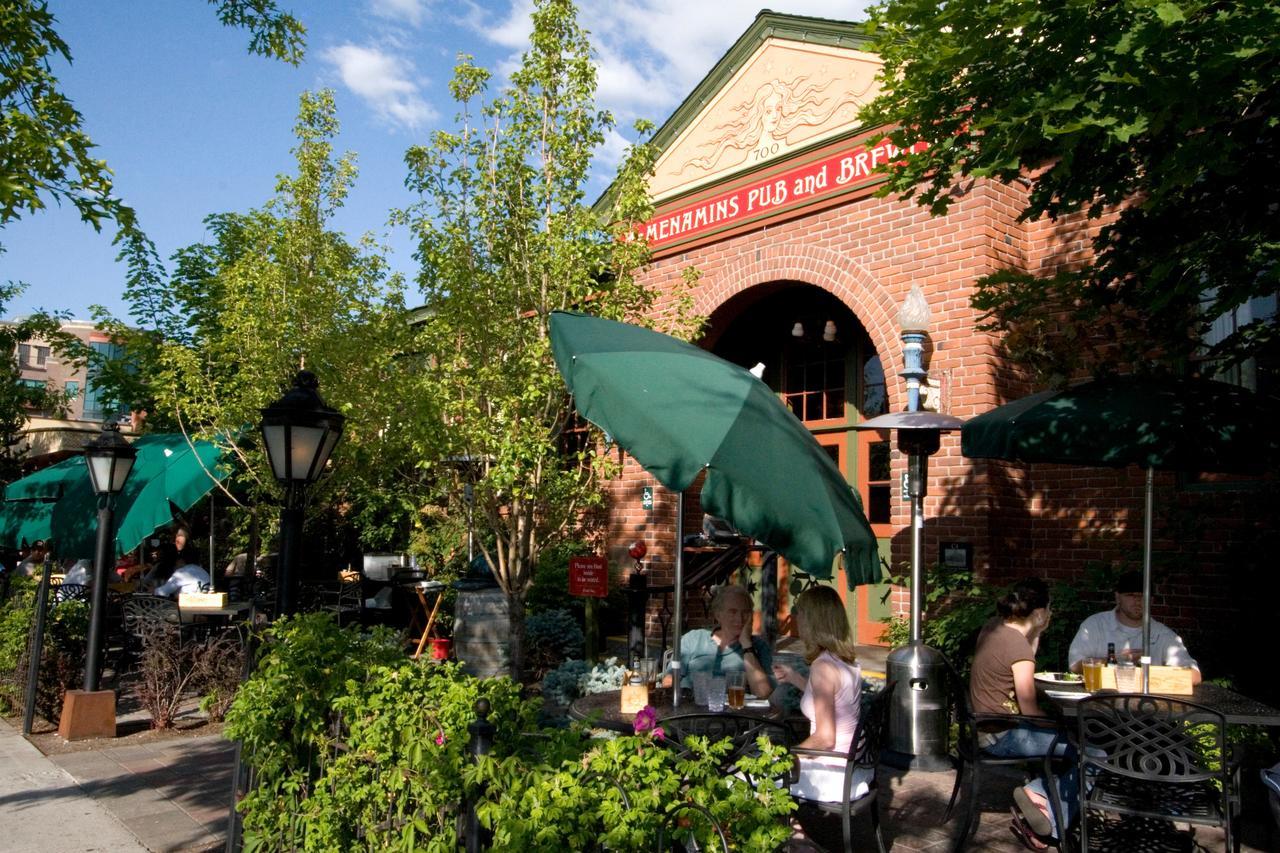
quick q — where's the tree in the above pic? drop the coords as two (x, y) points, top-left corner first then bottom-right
(862, 0), (1279, 385)
(400, 0), (699, 678)
(96, 90), (418, 551)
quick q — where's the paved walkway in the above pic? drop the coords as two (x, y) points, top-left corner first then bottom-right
(0, 717), (146, 853)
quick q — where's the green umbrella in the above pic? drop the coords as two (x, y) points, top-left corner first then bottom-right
(550, 311), (879, 581)
(0, 499), (54, 549)
(961, 374), (1278, 689)
(3, 454), (86, 501)
(1, 433), (230, 558)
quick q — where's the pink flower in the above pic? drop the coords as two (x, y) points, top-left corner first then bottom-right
(434, 731), (446, 746)
(633, 705), (657, 734)
(651, 727), (665, 740)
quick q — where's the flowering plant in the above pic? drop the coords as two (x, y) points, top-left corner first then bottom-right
(632, 704), (664, 739)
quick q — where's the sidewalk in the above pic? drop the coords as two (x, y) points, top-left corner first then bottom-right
(0, 717), (146, 853)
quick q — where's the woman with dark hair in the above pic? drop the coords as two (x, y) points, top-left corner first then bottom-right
(970, 577), (1052, 740)
(971, 577), (1074, 849)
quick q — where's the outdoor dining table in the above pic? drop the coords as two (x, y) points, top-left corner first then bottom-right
(1039, 680), (1280, 726)
(568, 687), (796, 734)
(178, 599), (253, 625)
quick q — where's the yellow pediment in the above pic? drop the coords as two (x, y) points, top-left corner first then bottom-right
(649, 37), (883, 203)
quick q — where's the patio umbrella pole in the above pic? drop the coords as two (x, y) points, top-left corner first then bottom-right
(670, 490), (685, 708)
(1142, 466), (1153, 693)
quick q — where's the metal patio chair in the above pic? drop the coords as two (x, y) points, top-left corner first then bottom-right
(661, 711), (794, 784)
(787, 679), (896, 853)
(1072, 693), (1240, 853)
(943, 656), (1069, 852)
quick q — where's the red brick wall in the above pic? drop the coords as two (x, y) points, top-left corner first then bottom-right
(604, 173), (1265, 676)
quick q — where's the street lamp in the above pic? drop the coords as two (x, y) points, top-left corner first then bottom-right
(83, 421), (137, 693)
(260, 371), (345, 617)
(854, 286), (962, 771)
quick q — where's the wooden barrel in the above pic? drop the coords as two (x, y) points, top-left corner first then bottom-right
(453, 588), (511, 677)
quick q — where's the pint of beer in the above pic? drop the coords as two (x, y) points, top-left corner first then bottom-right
(726, 671), (746, 709)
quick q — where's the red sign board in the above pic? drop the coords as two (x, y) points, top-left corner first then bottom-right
(641, 137), (928, 250)
(568, 555), (608, 598)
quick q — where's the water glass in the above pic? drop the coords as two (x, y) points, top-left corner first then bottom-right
(636, 657), (657, 687)
(707, 676), (727, 712)
(1115, 662), (1139, 692)
(692, 671), (711, 705)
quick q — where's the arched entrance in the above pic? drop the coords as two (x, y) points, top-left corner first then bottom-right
(704, 282), (893, 644)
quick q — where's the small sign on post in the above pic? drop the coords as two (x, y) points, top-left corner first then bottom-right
(569, 555), (608, 598)
(641, 486), (653, 511)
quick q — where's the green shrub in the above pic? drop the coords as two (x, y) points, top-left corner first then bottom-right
(230, 621), (795, 851)
(0, 576), (37, 714)
(540, 656), (626, 707)
(523, 609), (584, 678)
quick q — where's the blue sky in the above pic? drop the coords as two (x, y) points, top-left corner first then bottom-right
(3, 0), (862, 322)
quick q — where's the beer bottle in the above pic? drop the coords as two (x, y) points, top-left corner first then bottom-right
(1106, 643), (1117, 665)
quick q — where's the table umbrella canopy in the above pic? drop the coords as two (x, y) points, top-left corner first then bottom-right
(961, 375), (1276, 474)
(961, 374), (1277, 690)
(549, 311), (879, 584)
(1, 433), (230, 558)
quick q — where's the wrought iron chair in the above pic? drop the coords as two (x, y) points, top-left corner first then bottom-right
(120, 594), (183, 670)
(660, 711), (794, 784)
(943, 656), (1070, 852)
(787, 680), (896, 853)
(1071, 694), (1240, 852)
(50, 582), (88, 604)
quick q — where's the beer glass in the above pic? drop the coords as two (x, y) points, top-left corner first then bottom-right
(1081, 657), (1104, 692)
(725, 671), (746, 709)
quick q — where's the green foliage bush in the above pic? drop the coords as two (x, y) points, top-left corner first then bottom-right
(0, 576), (37, 714)
(229, 615), (794, 851)
(523, 608), (584, 678)
(0, 580), (88, 723)
(540, 656), (626, 707)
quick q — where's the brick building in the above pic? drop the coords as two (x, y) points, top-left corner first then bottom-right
(602, 12), (1271, 670)
(8, 318), (128, 463)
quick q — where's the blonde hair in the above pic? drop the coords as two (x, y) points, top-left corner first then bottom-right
(794, 586), (858, 665)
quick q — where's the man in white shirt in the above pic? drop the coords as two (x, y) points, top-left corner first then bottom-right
(1067, 571), (1201, 684)
(155, 549), (211, 599)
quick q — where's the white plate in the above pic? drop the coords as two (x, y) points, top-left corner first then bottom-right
(1034, 672), (1083, 686)
(1045, 689), (1089, 701)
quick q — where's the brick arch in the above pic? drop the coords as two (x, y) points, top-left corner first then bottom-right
(698, 243), (907, 403)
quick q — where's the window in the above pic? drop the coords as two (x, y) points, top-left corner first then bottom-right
(65, 380), (80, 399)
(782, 346), (846, 422)
(866, 438), (892, 526)
(1201, 291), (1276, 395)
(18, 344), (49, 368)
(862, 355), (887, 417)
(83, 340), (128, 421)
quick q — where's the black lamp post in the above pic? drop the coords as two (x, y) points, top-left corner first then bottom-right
(83, 421), (137, 692)
(260, 371), (345, 617)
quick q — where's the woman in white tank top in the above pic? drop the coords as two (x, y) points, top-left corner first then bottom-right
(772, 586), (869, 802)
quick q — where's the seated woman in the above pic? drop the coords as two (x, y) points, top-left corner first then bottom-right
(771, 586), (864, 801)
(970, 577), (1074, 849)
(668, 583), (774, 699)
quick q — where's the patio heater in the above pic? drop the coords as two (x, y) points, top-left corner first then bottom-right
(260, 371), (345, 617)
(854, 286), (962, 771)
(59, 421), (137, 740)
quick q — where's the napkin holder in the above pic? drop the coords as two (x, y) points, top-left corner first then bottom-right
(179, 591), (228, 608)
(1146, 665), (1195, 695)
(619, 673), (649, 714)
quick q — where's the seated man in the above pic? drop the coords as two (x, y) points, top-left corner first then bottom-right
(1067, 570), (1201, 685)
(154, 547), (211, 599)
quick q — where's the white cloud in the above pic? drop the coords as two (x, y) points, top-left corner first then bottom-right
(470, 0), (868, 127)
(370, 0), (430, 28)
(323, 43), (436, 130)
